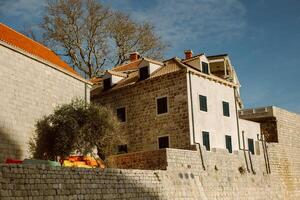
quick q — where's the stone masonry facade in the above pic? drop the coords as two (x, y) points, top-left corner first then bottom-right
(0, 147), (286, 200)
(93, 69), (191, 153)
(0, 44), (90, 162)
(240, 106), (300, 200)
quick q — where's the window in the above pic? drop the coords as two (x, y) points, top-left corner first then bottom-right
(202, 131), (210, 151)
(222, 101), (230, 117)
(116, 107), (126, 122)
(157, 97), (168, 114)
(103, 78), (111, 90)
(225, 135), (232, 153)
(199, 95), (207, 112)
(158, 136), (169, 149)
(248, 138), (255, 155)
(117, 144), (128, 154)
(202, 62), (209, 74)
(139, 66), (149, 80)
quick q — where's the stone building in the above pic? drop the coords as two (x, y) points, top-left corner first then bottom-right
(0, 23), (91, 162)
(91, 51), (260, 155)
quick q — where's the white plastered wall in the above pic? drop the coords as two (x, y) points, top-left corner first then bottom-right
(187, 72), (239, 151)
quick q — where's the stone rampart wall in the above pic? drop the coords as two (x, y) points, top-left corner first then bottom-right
(0, 147), (285, 200)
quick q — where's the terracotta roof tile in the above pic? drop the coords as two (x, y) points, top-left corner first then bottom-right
(0, 23), (79, 76)
(113, 59), (143, 71)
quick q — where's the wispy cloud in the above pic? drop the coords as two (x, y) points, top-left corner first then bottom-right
(102, 0), (247, 52)
(0, 0), (46, 25)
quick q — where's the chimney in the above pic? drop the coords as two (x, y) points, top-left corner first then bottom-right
(130, 52), (140, 62)
(184, 50), (193, 59)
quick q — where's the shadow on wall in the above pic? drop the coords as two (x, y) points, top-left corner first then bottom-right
(0, 165), (163, 199)
(0, 127), (22, 163)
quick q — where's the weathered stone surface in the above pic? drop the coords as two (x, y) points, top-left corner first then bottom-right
(93, 69), (191, 153)
(0, 148), (287, 199)
(0, 44), (90, 162)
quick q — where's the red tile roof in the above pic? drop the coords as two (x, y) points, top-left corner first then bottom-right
(0, 23), (79, 76)
(113, 59), (143, 72)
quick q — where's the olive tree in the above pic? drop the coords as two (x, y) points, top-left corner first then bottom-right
(29, 99), (125, 161)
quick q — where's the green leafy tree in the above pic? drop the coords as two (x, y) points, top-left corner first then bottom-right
(29, 99), (125, 161)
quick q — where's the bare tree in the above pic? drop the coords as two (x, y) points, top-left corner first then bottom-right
(107, 12), (167, 66)
(41, 0), (167, 78)
(42, 0), (110, 78)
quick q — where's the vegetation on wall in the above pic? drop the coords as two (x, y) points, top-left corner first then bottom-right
(29, 99), (125, 161)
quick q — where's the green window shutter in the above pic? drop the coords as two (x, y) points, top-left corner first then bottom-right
(225, 135), (232, 153)
(202, 62), (209, 74)
(199, 95), (208, 112)
(222, 101), (230, 117)
(248, 138), (255, 155)
(202, 131), (210, 151)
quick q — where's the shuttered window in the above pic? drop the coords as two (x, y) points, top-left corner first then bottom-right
(103, 78), (111, 90)
(117, 107), (126, 122)
(222, 101), (230, 117)
(225, 135), (232, 153)
(202, 131), (210, 151)
(199, 95), (208, 112)
(157, 97), (168, 114)
(117, 145), (128, 154)
(139, 66), (149, 80)
(158, 136), (169, 149)
(248, 138), (255, 155)
(202, 62), (209, 74)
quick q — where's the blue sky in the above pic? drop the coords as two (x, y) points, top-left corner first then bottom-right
(1, 0), (300, 113)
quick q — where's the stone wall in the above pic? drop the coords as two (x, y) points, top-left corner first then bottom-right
(108, 149), (167, 170)
(268, 107), (300, 200)
(0, 147), (287, 199)
(239, 106), (300, 200)
(0, 44), (90, 162)
(93, 70), (191, 153)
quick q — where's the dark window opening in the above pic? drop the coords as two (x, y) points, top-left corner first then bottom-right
(202, 62), (209, 74)
(103, 78), (111, 90)
(117, 144), (128, 154)
(248, 138), (255, 155)
(139, 66), (149, 80)
(225, 135), (232, 153)
(199, 95), (208, 112)
(157, 97), (168, 114)
(222, 101), (230, 117)
(202, 131), (210, 151)
(158, 136), (169, 149)
(117, 107), (126, 122)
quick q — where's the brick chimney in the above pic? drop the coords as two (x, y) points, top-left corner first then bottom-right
(130, 52), (140, 62)
(184, 50), (193, 59)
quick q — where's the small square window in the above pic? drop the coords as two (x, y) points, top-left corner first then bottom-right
(202, 131), (210, 151)
(225, 135), (232, 153)
(199, 95), (207, 112)
(248, 138), (255, 155)
(158, 136), (169, 149)
(157, 97), (168, 115)
(103, 78), (111, 90)
(222, 101), (230, 117)
(139, 66), (149, 80)
(202, 62), (209, 74)
(117, 144), (128, 154)
(117, 107), (126, 122)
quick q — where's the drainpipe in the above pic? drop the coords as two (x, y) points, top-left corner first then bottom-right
(258, 134), (268, 173)
(188, 71), (205, 170)
(234, 88), (250, 173)
(242, 131), (250, 172)
(261, 134), (271, 174)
